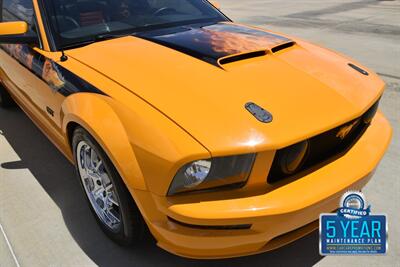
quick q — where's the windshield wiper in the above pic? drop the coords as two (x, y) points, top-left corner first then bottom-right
(61, 32), (135, 50)
(94, 32), (131, 41)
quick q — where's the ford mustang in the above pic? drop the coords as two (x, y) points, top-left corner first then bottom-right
(0, 0), (392, 259)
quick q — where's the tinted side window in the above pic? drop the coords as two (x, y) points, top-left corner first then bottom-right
(1, 0), (34, 24)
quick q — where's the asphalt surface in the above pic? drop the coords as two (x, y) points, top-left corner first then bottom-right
(1, 0), (399, 266)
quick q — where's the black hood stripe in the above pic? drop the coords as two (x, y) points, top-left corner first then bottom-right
(138, 22), (292, 66)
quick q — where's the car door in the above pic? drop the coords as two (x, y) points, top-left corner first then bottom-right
(0, 0), (66, 142)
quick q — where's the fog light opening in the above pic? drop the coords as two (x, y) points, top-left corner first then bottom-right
(279, 140), (309, 175)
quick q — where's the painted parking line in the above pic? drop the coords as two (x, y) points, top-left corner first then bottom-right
(0, 222), (21, 267)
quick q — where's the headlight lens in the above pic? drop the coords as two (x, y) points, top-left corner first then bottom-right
(182, 160), (212, 189)
(168, 154), (256, 195)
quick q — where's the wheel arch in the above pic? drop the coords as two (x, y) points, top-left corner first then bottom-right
(66, 121), (79, 149)
(61, 91), (211, 197)
(61, 93), (147, 192)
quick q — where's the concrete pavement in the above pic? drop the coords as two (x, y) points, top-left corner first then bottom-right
(1, 0), (399, 266)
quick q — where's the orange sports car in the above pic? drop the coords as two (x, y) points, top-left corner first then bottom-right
(0, 0), (392, 259)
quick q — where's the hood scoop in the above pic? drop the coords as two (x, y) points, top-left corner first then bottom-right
(271, 41), (295, 53)
(218, 41), (296, 66)
(218, 50), (267, 65)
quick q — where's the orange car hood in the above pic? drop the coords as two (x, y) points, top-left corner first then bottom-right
(66, 23), (384, 155)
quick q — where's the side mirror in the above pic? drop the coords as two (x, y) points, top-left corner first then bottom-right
(210, 1), (221, 9)
(0, 21), (38, 45)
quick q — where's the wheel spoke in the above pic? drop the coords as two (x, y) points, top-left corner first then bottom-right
(105, 183), (112, 192)
(102, 208), (120, 225)
(94, 160), (103, 172)
(90, 148), (98, 170)
(84, 147), (92, 170)
(94, 186), (105, 197)
(107, 193), (119, 207)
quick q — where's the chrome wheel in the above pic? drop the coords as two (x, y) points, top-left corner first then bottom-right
(76, 141), (121, 231)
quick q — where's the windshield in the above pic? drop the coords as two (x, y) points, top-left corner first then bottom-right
(43, 0), (228, 49)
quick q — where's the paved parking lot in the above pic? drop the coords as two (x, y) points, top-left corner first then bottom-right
(1, 0), (399, 266)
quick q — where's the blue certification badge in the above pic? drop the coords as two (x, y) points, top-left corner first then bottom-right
(320, 191), (387, 255)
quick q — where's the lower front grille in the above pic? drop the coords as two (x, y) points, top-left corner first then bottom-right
(267, 99), (380, 183)
(167, 217), (252, 230)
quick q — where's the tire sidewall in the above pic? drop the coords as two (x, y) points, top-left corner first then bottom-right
(72, 127), (143, 245)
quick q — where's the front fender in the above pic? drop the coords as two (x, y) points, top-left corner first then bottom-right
(61, 92), (210, 196)
(61, 93), (147, 191)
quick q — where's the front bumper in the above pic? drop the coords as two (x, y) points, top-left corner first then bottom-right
(133, 112), (392, 259)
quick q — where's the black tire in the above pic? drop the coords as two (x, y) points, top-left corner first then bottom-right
(0, 83), (15, 108)
(72, 127), (145, 245)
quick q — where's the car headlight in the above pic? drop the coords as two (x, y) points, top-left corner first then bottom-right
(168, 154), (256, 195)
